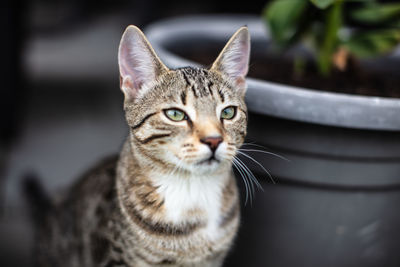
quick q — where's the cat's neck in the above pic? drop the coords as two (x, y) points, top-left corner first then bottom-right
(116, 138), (232, 232)
(115, 138), (240, 260)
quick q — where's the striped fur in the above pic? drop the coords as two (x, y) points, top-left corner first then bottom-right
(34, 26), (250, 267)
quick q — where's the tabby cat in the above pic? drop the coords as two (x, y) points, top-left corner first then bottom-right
(32, 25), (250, 267)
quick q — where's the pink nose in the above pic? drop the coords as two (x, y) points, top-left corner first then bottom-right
(200, 136), (223, 152)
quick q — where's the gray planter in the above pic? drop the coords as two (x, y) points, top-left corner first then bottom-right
(146, 15), (400, 267)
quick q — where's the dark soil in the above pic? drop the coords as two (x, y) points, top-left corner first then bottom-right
(170, 43), (400, 98)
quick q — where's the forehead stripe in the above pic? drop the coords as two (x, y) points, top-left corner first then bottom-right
(191, 84), (198, 98)
(218, 89), (225, 103)
(207, 81), (214, 96)
(180, 90), (187, 105)
(181, 69), (198, 98)
(181, 70), (191, 85)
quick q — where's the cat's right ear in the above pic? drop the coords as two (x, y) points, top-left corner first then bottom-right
(118, 25), (169, 100)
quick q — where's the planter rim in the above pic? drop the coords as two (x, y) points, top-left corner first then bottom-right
(145, 15), (400, 131)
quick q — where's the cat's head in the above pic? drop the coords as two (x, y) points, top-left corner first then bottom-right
(118, 26), (250, 175)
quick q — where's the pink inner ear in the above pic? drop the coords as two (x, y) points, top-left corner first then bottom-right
(235, 76), (246, 87)
(121, 75), (137, 99)
(118, 27), (164, 99)
(119, 41), (142, 93)
(216, 29), (250, 82)
(227, 38), (249, 79)
(237, 40), (249, 77)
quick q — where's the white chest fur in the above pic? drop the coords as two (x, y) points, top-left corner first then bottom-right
(151, 172), (229, 241)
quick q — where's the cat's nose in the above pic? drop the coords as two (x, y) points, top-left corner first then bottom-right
(200, 136), (223, 152)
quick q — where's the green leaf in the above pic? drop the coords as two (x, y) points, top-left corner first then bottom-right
(317, 0), (343, 75)
(310, 0), (335, 9)
(262, 0), (309, 46)
(351, 3), (400, 24)
(344, 30), (400, 58)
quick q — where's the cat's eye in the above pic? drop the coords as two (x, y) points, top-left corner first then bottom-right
(221, 106), (236, 120)
(164, 109), (187, 121)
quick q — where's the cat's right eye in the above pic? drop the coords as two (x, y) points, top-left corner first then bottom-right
(164, 109), (187, 122)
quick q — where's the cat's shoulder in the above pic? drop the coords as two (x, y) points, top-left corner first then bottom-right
(66, 155), (119, 202)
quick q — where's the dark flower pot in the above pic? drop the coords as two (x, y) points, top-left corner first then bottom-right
(146, 15), (400, 267)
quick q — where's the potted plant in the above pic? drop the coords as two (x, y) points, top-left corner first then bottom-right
(145, 2), (400, 266)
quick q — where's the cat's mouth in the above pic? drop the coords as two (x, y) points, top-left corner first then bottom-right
(197, 155), (220, 165)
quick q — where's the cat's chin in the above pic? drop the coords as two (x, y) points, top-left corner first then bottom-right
(196, 157), (220, 166)
(164, 158), (229, 176)
(188, 157), (232, 175)
(195, 159), (220, 173)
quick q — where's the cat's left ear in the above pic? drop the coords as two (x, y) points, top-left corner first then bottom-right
(118, 25), (169, 100)
(210, 27), (250, 92)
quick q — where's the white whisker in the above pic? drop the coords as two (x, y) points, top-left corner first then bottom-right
(237, 151), (275, 184)
(242, 142), (268, 149)
(232, 158), (251, 205)
(232, 161), (250, 205)
(234, 157), (255, 196)
(238, 148), (290, 162)
(234, 156), (263, 191)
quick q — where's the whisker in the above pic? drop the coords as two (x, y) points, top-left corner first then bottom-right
(170, 161), (181, 177)
(234, 156), (263, 192)
(237, 151), (276, 184)
(170, 152), (186, 177)
(233, 157), (255, 195)
(238, 148), (290, 162)
(232, 161), (251, 205)
(232, 158), (252, 206)
(223, 152), (260, 205)
(234, 156), (261, 207)
(242, 142), (268, 149)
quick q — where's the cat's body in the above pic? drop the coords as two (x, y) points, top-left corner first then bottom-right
(32, 26), (250, 267)
(37, 141), (239, 267)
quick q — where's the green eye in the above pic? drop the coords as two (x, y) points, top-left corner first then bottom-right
(165, 109), (186, 121)
(221, 106), (236, 120)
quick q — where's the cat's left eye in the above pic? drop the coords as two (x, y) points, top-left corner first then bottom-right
(164, 109), (187, 121)
(221, 106), (236, 120)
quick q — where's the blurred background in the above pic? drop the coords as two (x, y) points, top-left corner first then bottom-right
(0, 0), (268, 266)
